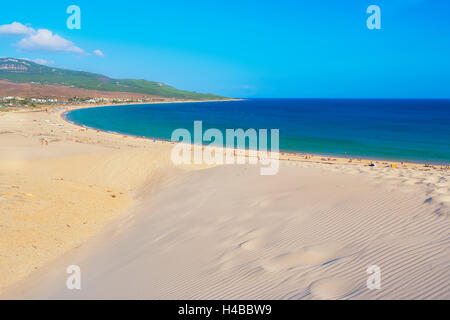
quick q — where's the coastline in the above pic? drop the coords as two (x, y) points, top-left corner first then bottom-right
(0, 103), (449, 298)
(60, 102), (449, 170)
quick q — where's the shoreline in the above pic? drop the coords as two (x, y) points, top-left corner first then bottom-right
(0, 105), (449, 299)
(59, 102), (450, 170)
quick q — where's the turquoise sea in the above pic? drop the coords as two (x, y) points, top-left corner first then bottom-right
(65, 99), (450, 164)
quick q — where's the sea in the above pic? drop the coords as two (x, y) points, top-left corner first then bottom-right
(65, 98), (450, 164)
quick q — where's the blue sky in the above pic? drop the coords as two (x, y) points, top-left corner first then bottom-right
(0, 0), (449, 98)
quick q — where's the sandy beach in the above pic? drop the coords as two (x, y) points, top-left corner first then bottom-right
(0, 105), (449, 299)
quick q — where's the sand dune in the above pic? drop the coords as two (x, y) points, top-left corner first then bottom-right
(3, 162), (449, 299)
(0, 108), (448, 299)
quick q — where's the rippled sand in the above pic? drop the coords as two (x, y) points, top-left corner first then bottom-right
(1, 107), (448, 299)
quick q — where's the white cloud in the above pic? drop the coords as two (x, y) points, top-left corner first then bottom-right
(0, 22), (84, 54)
(93, 49), (104, 57)
(0, 22), (34, 36)
(17, 29), (84, 54)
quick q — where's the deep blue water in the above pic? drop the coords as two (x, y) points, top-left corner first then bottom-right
(65, 99), (450, 164)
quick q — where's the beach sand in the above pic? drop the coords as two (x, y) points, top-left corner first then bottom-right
(0, 106), (448, 299)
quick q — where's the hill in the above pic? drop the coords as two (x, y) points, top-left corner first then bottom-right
(0, 58), (226, 100)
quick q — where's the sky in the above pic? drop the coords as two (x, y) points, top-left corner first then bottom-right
(0, 0), (449, 98)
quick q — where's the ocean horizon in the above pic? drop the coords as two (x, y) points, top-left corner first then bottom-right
(65, 98), (450, 164)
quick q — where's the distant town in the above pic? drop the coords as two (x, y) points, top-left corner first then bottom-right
(0, 95), (167, 109)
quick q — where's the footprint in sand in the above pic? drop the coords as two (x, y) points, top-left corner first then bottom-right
(435, 182), (450, 188)
(225, 228), (267, 251)
(263, 243), (356, 272)
(436, 195), (450, 203)
(434, 188), (449, 194)
(426, 194), (450, 205)
(402, 178), (421, 185)
(236, 228), (266, 241)
(423, 176), (440, 184)
(239, 238), (264, 250)
(308, 278), (358, 299)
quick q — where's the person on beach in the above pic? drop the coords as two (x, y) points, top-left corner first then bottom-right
(40, 138), (48, 146)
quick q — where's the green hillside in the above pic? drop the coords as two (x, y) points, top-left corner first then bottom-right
(0, 58), (226, 100)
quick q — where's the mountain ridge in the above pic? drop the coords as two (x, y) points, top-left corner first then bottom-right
(0, 58), (226, 100)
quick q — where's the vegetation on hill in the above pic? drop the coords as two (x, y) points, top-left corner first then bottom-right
(0, 58), (226, 100)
